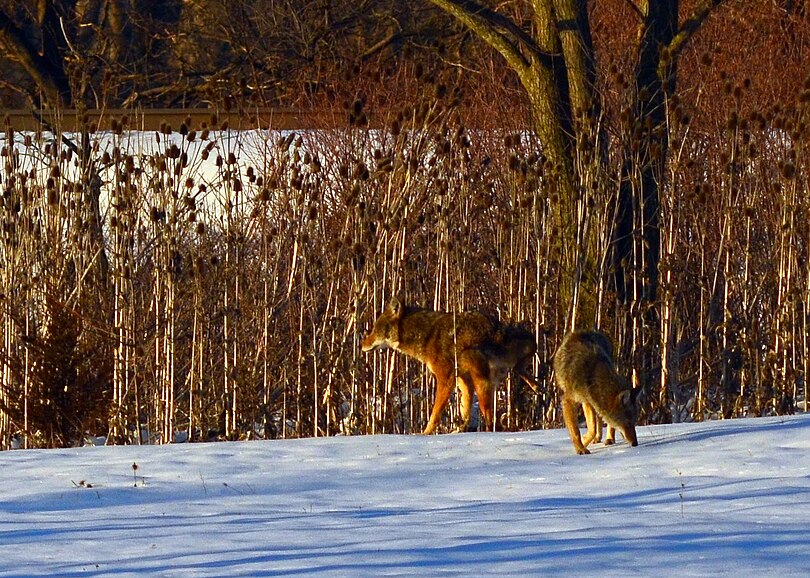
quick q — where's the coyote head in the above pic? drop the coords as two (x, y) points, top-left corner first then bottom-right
(613, 384), (641, 447)
(362, 297), (403, 352)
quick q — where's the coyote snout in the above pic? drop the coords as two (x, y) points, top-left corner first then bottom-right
(554, 330), (640, 455)
(363, 297), (538, 434)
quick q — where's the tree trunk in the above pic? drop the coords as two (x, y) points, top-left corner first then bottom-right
(613, 1), (678, 307)
(426, 0), (605, 325)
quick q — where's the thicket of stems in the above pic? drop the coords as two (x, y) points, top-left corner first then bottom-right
(0, 63), (808, 448)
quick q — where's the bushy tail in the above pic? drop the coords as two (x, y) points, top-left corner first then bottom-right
(517, 370), (542, 394)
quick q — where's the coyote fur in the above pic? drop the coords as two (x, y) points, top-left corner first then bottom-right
(553, 330), (640, 454)
(362, 297), (538, 434)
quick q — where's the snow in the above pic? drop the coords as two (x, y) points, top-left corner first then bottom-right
(1, 414), (809, 577)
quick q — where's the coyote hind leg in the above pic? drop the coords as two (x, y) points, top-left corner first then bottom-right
(581, 403), (602, 447)
(423, 370), (454, 435)
(460, 350), (495, 432)
(475, 385), (495, 432)
(562, 396), (589, 455)
(454, 377), (474, 432)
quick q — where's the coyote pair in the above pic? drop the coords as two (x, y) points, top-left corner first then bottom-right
(553, 330), (640, 454)
(362, 297), (537, 434)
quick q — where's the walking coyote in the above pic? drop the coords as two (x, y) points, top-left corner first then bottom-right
(553, 330), (640, 454)
(362, 297), (538, 434)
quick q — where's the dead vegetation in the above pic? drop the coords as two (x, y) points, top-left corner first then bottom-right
(0, 2), (808, 447)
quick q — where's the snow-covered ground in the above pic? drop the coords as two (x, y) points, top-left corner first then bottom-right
(1, 414), (809, 577)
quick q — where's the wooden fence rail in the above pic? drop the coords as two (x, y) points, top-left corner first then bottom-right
(0, 108), (333, 132)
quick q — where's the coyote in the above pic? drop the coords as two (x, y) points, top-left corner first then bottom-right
(362, 297), (538, 434)
(553, 330), (640, 454)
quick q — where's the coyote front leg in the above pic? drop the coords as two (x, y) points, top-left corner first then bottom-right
(583, 403), (616, 446)
(604, 424), (616, 445)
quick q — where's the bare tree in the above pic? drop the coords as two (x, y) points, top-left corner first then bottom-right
(0, 1), (182, 108)
(421, 1), (723, 311)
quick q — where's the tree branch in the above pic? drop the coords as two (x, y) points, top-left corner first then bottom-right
(424, 0), (554, 74)
(668, 0), (726, 61)
(622, 0), (646, 20)
(0, 9), (70, 107)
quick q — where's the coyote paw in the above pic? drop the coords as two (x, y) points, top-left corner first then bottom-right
(575, 447), (591, 455)
(451, 421), (472, 433)
(604, 438), (615, 446)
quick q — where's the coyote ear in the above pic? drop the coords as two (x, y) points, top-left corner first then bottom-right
(619, 389), (633, 407)
(387, 296), (403, 317)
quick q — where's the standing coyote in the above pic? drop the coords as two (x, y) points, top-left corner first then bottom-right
(554, 330), (640, 454)
(362, 297), (538, 434)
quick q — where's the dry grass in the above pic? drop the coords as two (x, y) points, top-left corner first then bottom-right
(0, 58), (808, 448)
